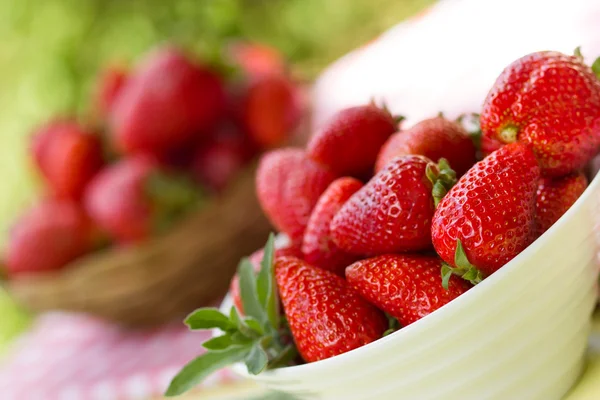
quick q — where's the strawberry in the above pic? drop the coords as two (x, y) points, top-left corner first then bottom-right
(331, 156), (456, 255)
(535, 171), (588, 235)
(256, 148), (337, 242)
(375, 116), (476, 175)
(307, 104), (398, 177)
(191, 124), (255, 193)
(480, 51), (600, 177)
(241, 74), (300, 149)
(230, 244), (302, 314)
(481, 133), (504, 158)
(346, 254), (471, 326)
(302, 177), (362, 275)
(84, 156), (200, 243)
(94, 65), (128, 119)
(275, 256), (387, 362)
(5, 199), (92, 276)
(432, 142), (540, 284)
(111, 46), (226, 155)
(31, 120), (104, 200)
(228, 41), (285, 78)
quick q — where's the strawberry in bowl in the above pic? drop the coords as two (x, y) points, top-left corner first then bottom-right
(165, 50), (600, 399)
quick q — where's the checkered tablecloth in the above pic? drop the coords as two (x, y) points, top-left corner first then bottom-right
(0, 312), (238, 400)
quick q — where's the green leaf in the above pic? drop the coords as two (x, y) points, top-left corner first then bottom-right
(268, 344), (298, 369)
(239, 258), (268, 324)
(231, 332), (254, 346)
(246, 343), (269, 375)
(257, 233), (275, 307)
(574, 46), (583, 59)
(592, 57), (600, 80)
(185, 308), (233, 331)
(165, 345), (250, 397)
(257, 233), (280, 330)
(230, 306), (260, 339)
(244, 317), (265, 335)
(454, 240), (471, 269)
(202, 334), (233, 351)
(440, 263), (453, 290)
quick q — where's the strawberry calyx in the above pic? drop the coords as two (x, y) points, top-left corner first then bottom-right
(592, 57), (600, 80)
(165, 234), (298, 397)
(145, 170), (204, 234)
(574, 46), (584, 60)
(441, 239), (484, 289)
(426, 158), (457, 207)
(383, 313), (401, 337)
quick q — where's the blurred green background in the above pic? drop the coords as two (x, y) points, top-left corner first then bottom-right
(0, 0), (433, 352)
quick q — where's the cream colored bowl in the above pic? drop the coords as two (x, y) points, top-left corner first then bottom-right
(222, 171), (600, 400)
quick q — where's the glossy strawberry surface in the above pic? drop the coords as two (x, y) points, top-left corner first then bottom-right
(275, 256), (387, 363)
(481, 51), (600, 176)
(346, 254), (470, 326)
(307, 104), (397, 177)
(302, 177), (363, 275)
(331, 155), (436, 255)
(256, 148), (337, 242)
(535, 171), (588, 235)
(432, 143), (540, 276)
(376, 116), (476, 175)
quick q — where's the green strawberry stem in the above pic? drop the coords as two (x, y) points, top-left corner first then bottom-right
(426, 158), (457, 207)
(146, 171), (204, 234)
(165, 233), (297, 397)
(574, 46), (583, 60)
(441, 239), (484, 289)
(592, 57), (600, 80)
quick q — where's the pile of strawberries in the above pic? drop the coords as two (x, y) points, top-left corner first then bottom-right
(2, 43), (301, 279)
(165, 50), (600, 396)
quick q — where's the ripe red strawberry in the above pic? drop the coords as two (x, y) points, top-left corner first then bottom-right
(481, 51), (600, 177)
(256, 148), (337, 242)
(5, 199), (92, 276)
(275, 256), (387, 362)
(432, 142), (540, 282)
(31, 120), (104, 200)
(84, 156), (199, 243)
(111, 46), (226, 155)
(307, 104), (398, 177)
(230, 244), (302, 314)
(241, 74), (300, 149)
(481, 132), (504, 158)
(346, 254), (471, 326)
(191, 124), (255, 192)
(535, 171), (588, 235)
(331, 156), (456, 255)
(375, 116), (476, 175)
(302, 177), (363, 275)
(228, 42), (285, 78)
(94, 65), (128, 119)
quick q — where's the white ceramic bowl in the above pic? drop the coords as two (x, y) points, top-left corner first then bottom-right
(222, 171), (600, 400)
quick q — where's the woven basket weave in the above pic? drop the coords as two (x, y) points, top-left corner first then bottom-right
(3, 166), (272, 327)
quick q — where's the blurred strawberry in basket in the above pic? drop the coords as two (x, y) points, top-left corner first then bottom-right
(94, 64), (128, 120)
(110, 46), (227, 156)
(84, 156), (201, 244)
(5, 199), (93, 277)
(31, 119), (104, 200)
(2, 40), (301, 286)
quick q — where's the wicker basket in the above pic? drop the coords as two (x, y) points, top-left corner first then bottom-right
(2, 166), (272, 327)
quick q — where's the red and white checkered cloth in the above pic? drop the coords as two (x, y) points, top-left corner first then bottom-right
(0, 312), (238, 400)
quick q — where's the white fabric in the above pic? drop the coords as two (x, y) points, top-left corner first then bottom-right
(313, 0), (600, 129)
